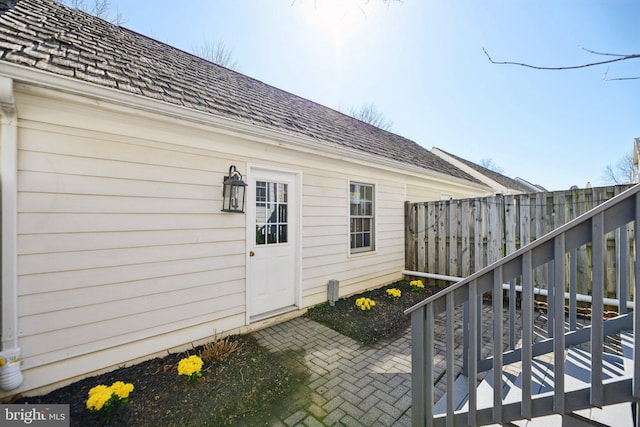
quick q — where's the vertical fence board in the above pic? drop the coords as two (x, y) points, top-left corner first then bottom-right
(576, 189), (588, 294)
(438, 201), (447, 277)
(474, 199), (484, 272)
(449, 200), (459, 277)
(407, 185), (634, 305)
(504, 195), (516, 256)
(417, 203), (426, 274)
(487, 196), (502, 264)
(461, 200), (471, 277)
(427, 202), (436, 275)
(405, 202), (415, 271)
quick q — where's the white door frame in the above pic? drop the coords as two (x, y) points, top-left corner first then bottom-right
(245, 164), (302, 324)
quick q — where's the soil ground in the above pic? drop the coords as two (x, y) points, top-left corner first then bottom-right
(305, 279), (435, 345)
(12, 279), (434, 426)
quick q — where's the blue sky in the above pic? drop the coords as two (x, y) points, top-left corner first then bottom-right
(106, 0), (639, 191)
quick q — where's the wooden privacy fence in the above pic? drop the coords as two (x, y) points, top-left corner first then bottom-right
(405, 184), (635, 300)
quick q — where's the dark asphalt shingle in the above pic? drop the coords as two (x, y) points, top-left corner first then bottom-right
(0, 0), (481, 184)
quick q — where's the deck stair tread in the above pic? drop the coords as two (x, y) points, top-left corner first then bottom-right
(434, 335), (635, 426)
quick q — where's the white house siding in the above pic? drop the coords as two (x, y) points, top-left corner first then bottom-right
(10, 84), (489, 396)
(15, 87), (250, 393)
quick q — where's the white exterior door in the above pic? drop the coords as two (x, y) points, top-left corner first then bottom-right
(247, 167), (299, 320)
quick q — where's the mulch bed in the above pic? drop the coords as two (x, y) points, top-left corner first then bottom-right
(13, 335), (307, 426)
(306, 279), (435, 345)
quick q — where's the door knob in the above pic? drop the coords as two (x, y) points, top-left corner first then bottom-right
(249, 251), (255, 257)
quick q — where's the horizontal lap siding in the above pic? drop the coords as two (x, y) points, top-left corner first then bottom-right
(300, 170), (405, 303)
(17, 121), (246, 370)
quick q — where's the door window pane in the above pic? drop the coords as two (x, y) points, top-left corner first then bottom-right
(256, 180), (288, 245)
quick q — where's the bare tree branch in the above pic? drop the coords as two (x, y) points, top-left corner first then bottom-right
(191, 41), (240, 71)
(482, 47), (640, 71)
(480, 158), (504, 174)
(603, 67), (640, 81)
(57, 0), (126, 24)
(579, 46), (628, 58)
(602, 153), (634, 185)
(347, 103), (394, 131)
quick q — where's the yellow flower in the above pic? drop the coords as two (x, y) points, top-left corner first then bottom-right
(355, 297), (375, 311)
(110, 381), (134, 399)
(178, 355), (204, 377)
(86, 387), (112, 411)
(386, 288), (401, 300)
(88, 384), (109, 397)
(410, 280), (424, 291)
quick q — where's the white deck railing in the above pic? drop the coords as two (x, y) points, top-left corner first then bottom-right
(405, 184), (640, 426)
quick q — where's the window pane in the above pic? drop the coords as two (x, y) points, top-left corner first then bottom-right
(278, 205), (287, 222)
(267, 224), (277, 244)
(256, 182), (267, 206)
(364, 185), (372, 201)
(279, 225), (288, 243)
(278, 184), (288, 203)
(256, 225), (265, 245)
(266, 203), (277, 223)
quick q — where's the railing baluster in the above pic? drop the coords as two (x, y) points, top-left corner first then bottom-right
(509, 279), (516, 350)
(548, 262), (554, 338)
(634, 193), (640, 401)
(425, 304), (434, 427)
(522, 251), (533, 420)
(411, 306), (429, 427)
(591, 213), (604, 407)
(463, 301), (469, 376)
(446, 293), (455, 427)
(493, 267), (504, 424)
(569, 249), (577, 331)
(619, 225), (629, 315)
(468, 281), (478, 426)
(553, 234), (566, 414)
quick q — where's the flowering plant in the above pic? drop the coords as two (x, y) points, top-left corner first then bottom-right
(410, 279), (425, 292)
(177, 354), (204, 383)
(386, 288), (401, 301)
(355, 297), (375, 311)
(86, 381), (134, 421)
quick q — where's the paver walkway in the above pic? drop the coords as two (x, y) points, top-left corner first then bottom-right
(252, 317), (413, 426)
(243, 303), (553, 426)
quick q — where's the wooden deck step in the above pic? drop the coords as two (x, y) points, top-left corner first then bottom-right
(434, 340), (635, 426)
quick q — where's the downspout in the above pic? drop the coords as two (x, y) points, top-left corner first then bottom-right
(0, 76), (22, 390)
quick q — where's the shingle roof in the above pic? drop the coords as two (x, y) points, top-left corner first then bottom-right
(0, 0), (481, 184)
(434, 148), (535, 193)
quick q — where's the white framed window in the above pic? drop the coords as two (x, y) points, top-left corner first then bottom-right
(350, 182), (375, 253)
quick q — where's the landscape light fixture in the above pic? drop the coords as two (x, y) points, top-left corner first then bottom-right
(221, 165), (247, 213)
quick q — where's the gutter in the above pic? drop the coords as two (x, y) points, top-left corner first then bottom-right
(0, 75), (23, 390)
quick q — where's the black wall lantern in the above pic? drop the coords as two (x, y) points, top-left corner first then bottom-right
(222, 165), (247, 213)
